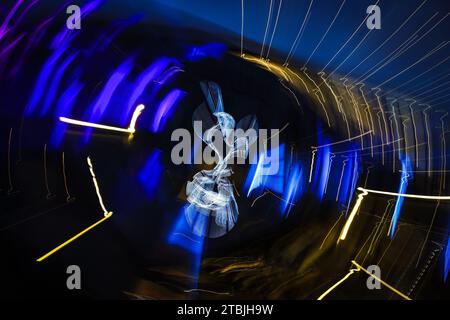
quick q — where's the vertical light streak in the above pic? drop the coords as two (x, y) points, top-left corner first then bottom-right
(364, 163), (374, 188)
(127, 104), (145, 133)
(390, 100), (402, 160)
(339, 189), (368, 241)
(328, 6), (378, 77)
(336, 157), (348, 201)
(87, 157), (110, 217)
(358, 84), (375, 157)
(415, 113), (448, 265)
(302, 0), (346, 68)
(401, 117), (410, 162)
(313, 89), (331, 127)
(286, 67), (310, 93)
(319, 213), (344, 249)
(389, 117), (396, 173)
(365, 108), (374, 157)
(346, 153), (359, 215)
(324, 153), (335, 195)
(309, 149), (316, 183)
(415, 200), (441, 268)
(367, 200), (394, 255)
(387, 157), (410, 238)
(278, 79), (301, 108)
(247, 153), (264, 197)
(376, 112), (385, 165)
(283, 0), (313, 66)
(281, 164), (302, 216)
(43, 144), (54, 199)
(343, 0), (429, 78)
(342, 79), (363, 146)
(265, 0), (283, 59)
(373, 88), (390, 145)
(407, 100), (419, 168)
(354, 12), (438, 86)
(260, 0), (274, 58)
(62, 152), (73, 202)
(303, 68), (326, 102)
(320, 73), (351, 136)
(240, 0), (244, 57)
(421, 104), (436, 180)
(320, 0), (381, 74)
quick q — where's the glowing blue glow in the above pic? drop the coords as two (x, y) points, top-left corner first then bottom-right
(168, 205), (205, 255)
(245, 153), (265, 196)
(345, 152), (359, 216)
(311, 145), (330, 201)
(50, 80), (84, 148)
(138, 150), (163, 199)
(151, 89), (185, 132)
(245, 144), (285, 196)
(445, 236), (450, 282)
(186, 42), (227, 62)
(25, 45), (68, 115)
(281, 163), (303, 217)
(87, 57), (134, 123)
(125, 57), (171, 125)
(40, 52), (78, 117)
(390, 155), (412, 238)
(168, 205), (205, 279)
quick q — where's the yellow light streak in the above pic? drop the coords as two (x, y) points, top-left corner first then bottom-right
(87, 157), (111, 217)
(241, 54), (291, 82)
(318, 260), (412, 300)
(350, 260), (411, 300)
(59, 104), (145, 134)
(339, 186), (450, 242)
(60, 117), (130, 133)
(127, 104), (145, 133)
(36, 157), (113, 262)
(356, 187), (450, 200)
(339, 188), (368, 241)
(317, 267), (360, 300)
(219, 261), (262, 274)
(36, 213), (112, 262)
